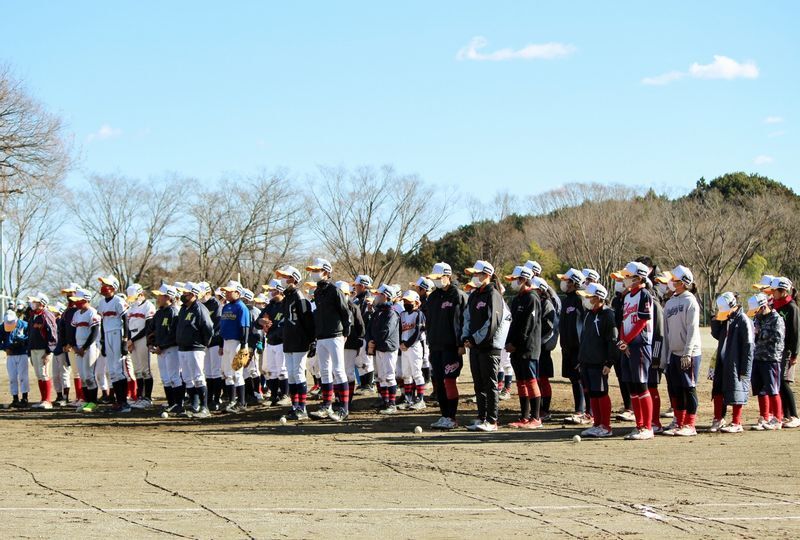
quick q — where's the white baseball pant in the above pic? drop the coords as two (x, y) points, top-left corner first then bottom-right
(103, 329), (126, 383)
(344, 349), (359, 383)
(356, 344), (373, 376)
(75, 344), (99, 390)
(204, 345), (222, 379)
(157, 346), (180, 387)
(6, 354), (29, 395)
(375, 350), (398, 387)
(500, 349), (513, 376)
(317, 336), (347, 385)
(401, 342), (425, 386)
(245, 352), (260, 379)
(307, 353), (320, 378)
(284, 351), (308, 384)
(221, 340), (245, 387)
(179, 350), (206, 388)
(95, 353), (109, 390)
(129, 339), (152, 379)
(30, 349), (51, 381)
(53, 352), (72, 392)
(265, 343), (287, 379)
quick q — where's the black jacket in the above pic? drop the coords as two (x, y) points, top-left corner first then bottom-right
(61, 306), (78, 348)
(152, 304), (180, 349)
(175, 301), (214, 352)
(462, 282), (505, 352)
(578, 306), (618, 368)
(367, 303), (399, 352)
(260, 300), (284, 346)
(345, 300), (365, 350)
(312, 280), (351, 339)
(281, 288), (315, 353)
(777, 298), (800, 360)
(204, 297), (222, 347)
(559, 291), (584, 356)
(506, 290), (542, 360)
(425, 285), (468, 351)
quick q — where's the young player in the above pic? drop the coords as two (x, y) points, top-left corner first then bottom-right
(410, 276), (433, 388)
(398, 290), (427, 410)
(260, 279), (290, 407)
(616, 261), (655, 440)
(610, 275), (634, 421)
(1, 310), (29, 407)
(48, 302), (72, 406)
(175, 282), (214, 418)
(305, 258), (352, 421)
(338, 281), (364, 407)
(747, 292), (785, 430)
(505, 266), (543, 429)
(150, 284), (181, 413)
(242, 288), (264, 404)
(766, 277), (800, 428)
(576, 283), (617, 438)
(59, 283), (83, 406)
(366, 284), (400, 415)
(352, 275), (375, 393)
(219, 280), (251, 412)
(69, 288), (101, 413)
(97, 276), (131, 412)
(533, 276), (558, 421)
(126, 284), (156, 408)
(200, 283), (224, 411)
(661, 266), (702, 436)
(27, 292), (58, 409)
(276, 265), (316, 420)
(462, 260), (506, 432)
(710, 292), (754, 433)
(558, 268), (588, 424)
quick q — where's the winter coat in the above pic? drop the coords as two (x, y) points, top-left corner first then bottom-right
(753, 310), (785, 363)
(711, 309), (754, 405)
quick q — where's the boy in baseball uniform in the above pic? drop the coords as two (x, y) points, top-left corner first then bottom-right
(97, 275), (131, 412)
(69, 288), (102, 413)
(200, 283), (224, 411)
(260, 279), (290, 406)
(352, 275), (376, 393)
(27, 292), (58, 409)
(399, 290), (426, 410)
(1, 310), (29, 407)
(176, 282), (214, 418)
(242, 288), (265, 403)
(126, 284), (156, 408)
(150, 284), (181, 413)
(367, 284), (400, 415)
(49, 302), (72, 406)
(219, 280), (251, 412)
(59, 283), (83, 405)
(339, 281), (364, 405)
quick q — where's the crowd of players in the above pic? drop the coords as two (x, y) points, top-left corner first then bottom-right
(0, 256), (797, 439)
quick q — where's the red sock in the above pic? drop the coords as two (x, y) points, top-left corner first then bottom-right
(685, 413), (696, 427)
(713, 394), (724, 421)
(416, 384), (425, 399)
(601, 394), (612, 429)
(732, 404), (743, 425)
(516, 380), (528, 398)
(444, 378), (459, 400)
(348, 381), (355, 403)
(650, 388), (661, 428)
(770, 394), (783, 421)
(640, 392), (653, 430)
(127, 379), (137, 400)
(630, 395), (642, 429)
(757, 394), (769, 420)
(540, 377), (551, 397)
(527, 379), (541, 398)
(675, 409), (686, 427)
(45, 379), (54, 402)
(74, 378), (84, 401)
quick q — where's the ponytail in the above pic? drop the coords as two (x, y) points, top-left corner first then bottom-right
(689, 283), (698, 295)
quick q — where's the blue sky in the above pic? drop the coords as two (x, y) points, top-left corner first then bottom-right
(2, 1), (798, 226)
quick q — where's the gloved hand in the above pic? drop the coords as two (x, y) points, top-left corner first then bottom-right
(680, 355), (692, 370)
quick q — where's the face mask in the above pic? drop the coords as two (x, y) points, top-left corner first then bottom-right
(510, 280), (521, 291)
(471, 275), (484, 287)
(278, 278), (289, 289)
(180, 294), (190, 303)
(614, 281), (625, 295)
(582, 297), (595, 310)
(403, 303), (414, 313)
(623, 277), (635, 289)
(656, 283), (669, 297)
(559, 280), (569, 293)
(100, 285), (113, 297)
(310, 272), (324, 282)
(667, 281), (677, 292)
(433, 279), (445, 289)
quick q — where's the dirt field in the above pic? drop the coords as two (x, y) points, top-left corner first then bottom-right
(1, 328), (798, 539)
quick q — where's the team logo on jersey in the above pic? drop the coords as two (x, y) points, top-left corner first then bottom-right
(444, 362), (460, 375)
(185, 313), (194, 321)
(476, 301), (487, 310)
(401, 322), (415, 331)
(441, 301), (453, 309)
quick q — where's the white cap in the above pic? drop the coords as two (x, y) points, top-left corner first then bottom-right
(582, 268), (600, 282)
(240, 288), (253, 301)
(264, 278), (285, 292)
(413, 277), (434, 292)
(126, 284), (144, 300)
(4, 310), (18, 323)
(221, 280), (244, 294)
(747, 293), (769, 316)
(621, 261), (649, 279)
(254, 293), (269, 304)
(354, 274), (373, 287)
(27, 291), (49, 306)
(530, 276), (548, 290)
(305, 258), (332, 273)
(376, 283), (398, 298)
(557, 268), (585, 286)
(152, 284), (179, 298)
(60, 282), (81, 294)
(671, 265), (694, 286)
(465, 260), (495, 276)
(401, 290), (420, 303)
(715, 292), (738, 320)
(178, 281), (203, 296)
(334, 280), (352, 295)
(48, 302), (67, 314)
(275, 266), (302, 283)
(197, 281), (211, 294)
(98, 275), (120, 289)
(768, 276), (793, 291)
(524, 260), (542, 276)
(427, 262), (452, 279)
(69, 288), (94, 302)
(753, 274), (776, 290)
(578, 283), (608, 300)
(504, 265), (533, 282)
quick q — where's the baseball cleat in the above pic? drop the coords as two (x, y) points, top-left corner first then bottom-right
(378, 405), (397, 415)
(709, 418), (726, 432)
(720, 423), (744, 433)
(309, 406), (333, 419)
(475, 421), (498, 432)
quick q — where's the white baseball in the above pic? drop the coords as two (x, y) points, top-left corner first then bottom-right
(572, 435), (581, 443)
(414, 426), (422, 434)
(280, 416), (287, 425)
(161, 411), (168, 419)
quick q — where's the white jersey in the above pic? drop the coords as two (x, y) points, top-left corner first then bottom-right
(98, 295), (128, 332)
(126, 299), (156, 334)
(72, 306), (101, 346)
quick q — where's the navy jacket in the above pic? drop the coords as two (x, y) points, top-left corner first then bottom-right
(711, 309), (754, 405)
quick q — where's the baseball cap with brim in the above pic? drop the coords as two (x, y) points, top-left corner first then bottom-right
(766, 276), (792, 293)
(654, 271), (673, 284)
(753, 274), (775, 290)
(354, 275), (373, 287)
(151, 284), (179, 298)
(220, 280), (244, 293)
(427, 262), (452, 279)
(376, 284), (397, 298)
(48, 302), (67, 314)
(254, 293), (268, 304)
(463, 281), (477, 292)
(411, 277), (434, 292)
(305, 258), (332, 273)
(304, 281), (318, 290)
(242, 288), (255, 301)
(263, 278), (285, 292)
(465, 260), (495, 276)
(98, 275), (120, 289)
(621, 261), (649, 279)
(557, 268), (585, 285)
(27, 292), (49, 306)
(60, 282), (80, 294)
(335, 280), (351, 295)
(126, 284), (144, 302)
(609, 271), (625, 281)
(524, 260), (543, 276)
(715, 292), (738, 321)
(3, 310), (17, 324)
(577, 283), (608, 300)
(276, 266), (302, 283)
(401, 290), (420, 303)
(178, 281), (202, 296)
(747, 293), (769, 317)
(504, 265), (533, 282)
(671, 265), (694, 286)
(582, 268), (600, 282)
(531, 277), (548, 290)
(69, 288), (93, 302)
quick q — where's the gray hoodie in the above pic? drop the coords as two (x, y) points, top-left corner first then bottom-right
(662, 291), (702, 362)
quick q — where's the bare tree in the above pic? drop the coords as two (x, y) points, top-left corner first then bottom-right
(70, 173), (190, 287)
(311, 165), (448, 283)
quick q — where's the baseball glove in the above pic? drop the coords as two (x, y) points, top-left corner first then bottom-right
(231, 347), (250, 371)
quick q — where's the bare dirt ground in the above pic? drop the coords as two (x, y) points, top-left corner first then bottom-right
(0, 328), (798, 539)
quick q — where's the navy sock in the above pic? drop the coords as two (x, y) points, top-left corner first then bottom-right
(237, 385), (246, 406)
(280, 378), (289, 397)
(504, 375), (513, 390)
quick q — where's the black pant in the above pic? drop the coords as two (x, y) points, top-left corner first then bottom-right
(430, 348), (462, 418)
(469, 348), (501, 424)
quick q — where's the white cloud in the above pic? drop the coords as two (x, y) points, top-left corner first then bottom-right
(456, 36), (575, 61)
(642, 55), (759, 85)
(753, 155), (774, 165)
(764, 116), (784, 124)
(87, 124), (122, 142)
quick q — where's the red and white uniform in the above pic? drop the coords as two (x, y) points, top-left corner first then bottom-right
(98, 295), (129, 383)
(72, 307), (101, 390)
(126, 299), (156, 379)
